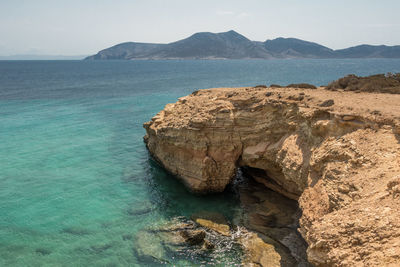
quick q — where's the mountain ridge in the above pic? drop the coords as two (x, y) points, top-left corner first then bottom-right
(85, 30), (400, 60)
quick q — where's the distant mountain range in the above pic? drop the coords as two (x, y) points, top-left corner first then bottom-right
(0, 55), (88, 60)
(85, 30), (400, 60)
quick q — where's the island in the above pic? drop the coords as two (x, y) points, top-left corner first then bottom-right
(85, 30), (400, 60)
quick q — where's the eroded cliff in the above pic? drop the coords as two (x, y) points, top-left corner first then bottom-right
(144, 86), (400, 266)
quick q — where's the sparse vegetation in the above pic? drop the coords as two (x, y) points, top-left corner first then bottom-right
(286, 83), (317, 89)
(319, 99), (335, 107)
(269, 84), (282, 88)
(326, 73), (400, 94)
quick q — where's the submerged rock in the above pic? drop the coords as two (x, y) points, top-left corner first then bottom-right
(126, 201), (154, 216)
(179, 229), (206, 245)
(35, 248), (51, 256)
(191, 211), (231, 236)
(61, 226), (91, 236)
(126, 206), (153, 216)
(89, 243), (112, 254)
(132, 217), (242, 265)
(122, 234), (133, 241)
(133, 230), (168, 264)
(203, 239), (215, 250)
(195, 218), (230, 237)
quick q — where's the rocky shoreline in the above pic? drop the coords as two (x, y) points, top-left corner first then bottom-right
(132, 178), (309, 266)
(143, 85), (400, 266)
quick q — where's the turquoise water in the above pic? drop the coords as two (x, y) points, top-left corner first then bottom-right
(1, 59), (400, 266)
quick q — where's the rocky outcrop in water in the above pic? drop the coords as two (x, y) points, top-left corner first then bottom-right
(144, 86), (400, 266)
(133, 216), (242, 265)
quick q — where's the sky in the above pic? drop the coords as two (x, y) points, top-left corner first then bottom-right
(1, 0), (400, 56)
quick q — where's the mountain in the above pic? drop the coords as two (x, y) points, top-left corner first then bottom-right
(85, 42), (164, 60)
(144, 30), (273, 59)
(334, 45), (400, 58)
(86, 30), (272, 60)
(0, 54), (88, 60)
(85, 30), (400, 60)
(263, 37), (334, 58)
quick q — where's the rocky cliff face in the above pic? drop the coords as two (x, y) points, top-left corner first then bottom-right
(144, 86), (400, 266)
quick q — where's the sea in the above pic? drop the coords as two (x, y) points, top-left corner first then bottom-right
(1, 59), (400, 266)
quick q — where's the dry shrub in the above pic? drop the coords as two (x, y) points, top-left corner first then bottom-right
(286, 83), (317, 89)
(269, 84), (282, 88)
(326, 73), (400, 94)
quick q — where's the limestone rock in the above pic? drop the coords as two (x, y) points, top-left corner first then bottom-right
(239, 230), (296, 267)
(195, 218), (230, 236)
(191, 211), (231, 236)
(144, 86), (400, 266)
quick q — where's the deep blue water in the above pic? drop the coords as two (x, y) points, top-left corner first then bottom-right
(1, 59), (400, 266)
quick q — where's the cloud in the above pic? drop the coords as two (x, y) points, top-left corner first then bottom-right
(365, 23), (400, 28)
(216, 11), (250, 19)
(237, 12), (250, 19)
(216, 11), (235, 16)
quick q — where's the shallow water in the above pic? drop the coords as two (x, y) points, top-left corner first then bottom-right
(1, 59), (400, 266)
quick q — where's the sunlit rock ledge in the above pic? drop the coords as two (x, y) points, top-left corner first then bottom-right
(144, 85), (400, 266)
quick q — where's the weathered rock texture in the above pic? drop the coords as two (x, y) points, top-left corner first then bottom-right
(144, 86), (400, 266)
(239, 177), (310, 266)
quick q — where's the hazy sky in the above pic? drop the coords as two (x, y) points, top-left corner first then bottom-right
(1, 0), (400, 56)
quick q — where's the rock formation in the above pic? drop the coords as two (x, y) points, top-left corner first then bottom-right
(144, 86), (400, 266)
(133, 216), (242, 265)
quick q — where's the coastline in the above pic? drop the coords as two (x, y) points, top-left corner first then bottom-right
(144, 85), (400, 266)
